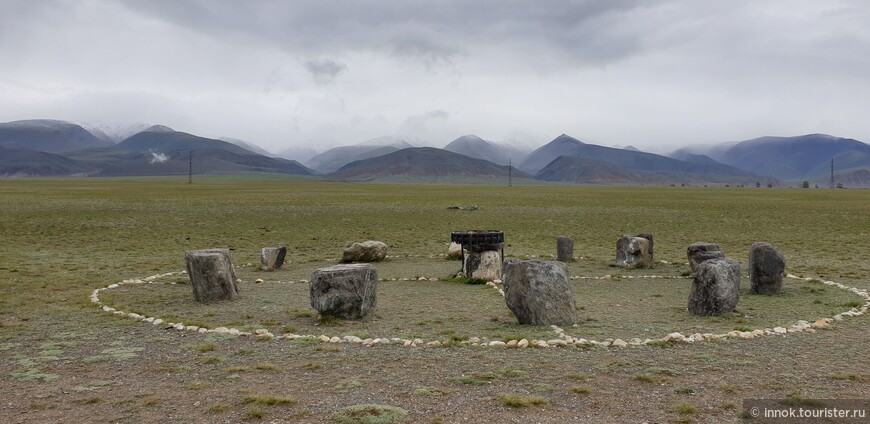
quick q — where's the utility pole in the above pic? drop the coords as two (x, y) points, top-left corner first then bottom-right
(188, 151), (193, 184)
(830, 157), (834, 189)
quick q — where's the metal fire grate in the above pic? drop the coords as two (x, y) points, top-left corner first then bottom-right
(451, 230), (504, 246)
(451, 230), (505, 267)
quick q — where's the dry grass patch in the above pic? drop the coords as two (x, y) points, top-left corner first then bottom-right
(499, 394), (549, 408)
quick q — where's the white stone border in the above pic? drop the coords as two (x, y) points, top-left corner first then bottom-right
(92, 272), (869, 349)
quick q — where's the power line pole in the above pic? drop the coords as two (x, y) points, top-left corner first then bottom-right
(188, 151), (193, 184)
(830, 157), (834, 189)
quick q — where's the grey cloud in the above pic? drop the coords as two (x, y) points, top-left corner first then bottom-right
(118, 0), (649, 68)
(303, 59), (348, 84)
(3, 1), (870, 151)
(399, 110), (450, 134)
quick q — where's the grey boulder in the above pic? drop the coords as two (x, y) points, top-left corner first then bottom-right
(749, 242), (785, 295)
(502, 259), (577, 326)
(260, 246), (287, 270)
(616, 235), (652, 269)
(185, 249), (239, 303)
(310, 264), (378, 320)
(688, 258), (741, 316)
(342, 240), (388, 263)
(687, 242), (725, 272)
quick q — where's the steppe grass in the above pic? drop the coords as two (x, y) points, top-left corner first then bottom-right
(0, 177), (868, 421)
(98, 268), (857, 342)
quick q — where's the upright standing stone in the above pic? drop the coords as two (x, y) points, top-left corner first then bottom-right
(464, 249), (501, 281)
(185, 249), (239, 303)
(749, 242), (785, 295)
(688, 258), (741, 316)
(502, 259), (577, 325)
(615, 235), (652, 269)
(260, 246), (287, 270)
(636, 233), (654, 263)
(342, 240), (388, 263)
(310, 264), (378, 320)
(556, 236), (574, 262)
(687, 242), (725, 272)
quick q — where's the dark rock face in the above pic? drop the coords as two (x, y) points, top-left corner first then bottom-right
(615, 236), (652, 269)
(260, 246), (287, 270)
(309, 264), (378, 320)
(687, 242), (725, 272)
(749, 242), (785, 295)
(556, 236), (574, 262)
(342, 241), (388, 263)
(185, 249), (239, 303)
(636, 233), (654, 262)
(688, 258), (741, 316)
(502, 259), (577, 326)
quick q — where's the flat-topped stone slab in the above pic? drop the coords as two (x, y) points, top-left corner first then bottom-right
(310, 263), (378, 320)
(185, 249), (239, 303)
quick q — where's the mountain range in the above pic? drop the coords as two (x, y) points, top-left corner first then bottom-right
(2, 119), (868, 187)
(0, 120), (312, 177)
(671, 134), (870, 186)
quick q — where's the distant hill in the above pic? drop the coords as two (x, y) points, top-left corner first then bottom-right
(0, 146), (94, 177)
(327, 147), (529, 182)
(443, 135), (529, 166)
(83, 122), (171, 143)
(220, 137), (276, 157)
(520, 134), (757, 184)
(278, 145), (320, 164)
(61, 129), (313, 177)
(306, 136), (417, 173)
(115, 130), (255, 156)
(536, 155), (775, 186)
(715, 134), (870, 181)
(0, 120), (113, 153)
(93, 148), (312, 177)
(832, 169), (870, 188)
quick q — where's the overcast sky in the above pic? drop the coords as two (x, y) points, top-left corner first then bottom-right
(2, 0), (869, 153)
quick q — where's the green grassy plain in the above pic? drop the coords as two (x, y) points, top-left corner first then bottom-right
(0, 176), (868, 423)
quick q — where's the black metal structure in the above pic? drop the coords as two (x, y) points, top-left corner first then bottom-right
(451, 230), (505, 268)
